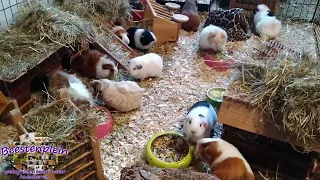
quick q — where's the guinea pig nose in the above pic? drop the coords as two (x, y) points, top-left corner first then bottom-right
(191, 131), (196, 134)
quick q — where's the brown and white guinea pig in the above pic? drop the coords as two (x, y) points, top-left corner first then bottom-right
(126, 27), (156, 52)
(196, 138), (255, 180)
(111, 26), (130, 45)
(183, 101), (217, 143)
(253, 4), (281, 41)
(70, 49), (118, 79)
(199, 25), (228, 52)
(181, 0), (200, 32)
(30, 70), (94, 109)
(128, 53), (163, 81)
(91, 79), (146, 112)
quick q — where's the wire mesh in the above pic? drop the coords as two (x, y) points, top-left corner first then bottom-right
(0, 0), (50, 29)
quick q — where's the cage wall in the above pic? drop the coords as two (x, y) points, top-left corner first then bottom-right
(0, 0), (50, 29)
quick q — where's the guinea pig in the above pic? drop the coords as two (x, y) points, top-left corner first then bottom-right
(128, 53), (163, 81)
(91, 79), (146, 112)
(196, 138), (255, 180)
(111, 26), (130, 45)
(181, 0), (200, 32)
(183, 101), (217, 143)
(127, 27), (157, 52)
(253, 4), (282, 41)
(70, 49), (118, 79)
(199, 25), (228, 52)
(31, 70), (94, 109)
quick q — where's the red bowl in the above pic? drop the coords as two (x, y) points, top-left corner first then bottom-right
(130, 9), (144, 21)
(203, 50), (236, 71)
(94, 106), (114, 140)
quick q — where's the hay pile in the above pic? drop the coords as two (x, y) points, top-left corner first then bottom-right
(238, 53), (320, 148)
(53, 0), (131, 27)
(0, 2), (98, 80)
(23, 99), (100, 141)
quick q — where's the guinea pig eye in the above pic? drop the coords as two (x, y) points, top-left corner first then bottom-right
(200, 124), (202, 127)
(189, 120), (191, 124)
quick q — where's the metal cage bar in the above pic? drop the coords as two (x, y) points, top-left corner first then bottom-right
(0, 0), (50, 28)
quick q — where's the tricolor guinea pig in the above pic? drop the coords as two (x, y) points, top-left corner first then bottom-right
(70, 49), (118, 79)
(111, 26), (130, 45)
(127, 27), (156, 52)
(253, 4), (281, 41)
(199, 25), (228, 52)
(183, 101), (217, 143)
(196, 138), (255, 180)
(30, 70), (94, 109)
(128, 53), (163, 81)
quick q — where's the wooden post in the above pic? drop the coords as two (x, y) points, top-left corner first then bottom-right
(89, 125), (105, 180)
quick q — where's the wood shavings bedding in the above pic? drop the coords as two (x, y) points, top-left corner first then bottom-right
(100, 22), (236, 179)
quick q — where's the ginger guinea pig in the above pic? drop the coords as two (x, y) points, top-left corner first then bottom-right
(183, 101), (217, 143)
(199, 25), (228, 52)
(70, 49), (118, 79)
(196, 138), (255, 180)
(91, 79), (145, 112)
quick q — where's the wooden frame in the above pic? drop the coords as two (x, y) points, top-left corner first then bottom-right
(143, 0), (182, 45)
(218, 96), (320, 152)
(0, 46), (71, 114)
(2, 98), (105, 180)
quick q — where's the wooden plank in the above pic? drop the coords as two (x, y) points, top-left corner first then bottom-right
(60, 161), (94, 180)
(9, 108), (28, 135)
(60, 151), (92, 170)
(80, 170), (96, 180)
(105, 28), (136, 55)
(89, 125), (105, 180)
(0, 100), (19, 125)
(218, 97), (320, 152)
(0, 91), (8, 115)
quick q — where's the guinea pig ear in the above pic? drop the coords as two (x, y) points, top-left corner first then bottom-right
(201, 121), (208, 129)
(91, 80), (104, 92)
(208, 32), (216, 39)
(220, 34), (226, 40)
(204, 145), (213, 160)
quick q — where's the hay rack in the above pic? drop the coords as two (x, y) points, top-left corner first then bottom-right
(253, 41), (302, 60)
(217, 94), (320, 179)
(2, 96), (105, 180)
(143, 0), (186, 45)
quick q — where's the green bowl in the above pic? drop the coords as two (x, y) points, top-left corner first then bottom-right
(206, 87), (227, 109)
(146, 131), (194, 168)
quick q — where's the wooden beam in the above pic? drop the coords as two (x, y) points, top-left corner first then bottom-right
(218, 96), (320, 152)
(89, 125), (105, 180)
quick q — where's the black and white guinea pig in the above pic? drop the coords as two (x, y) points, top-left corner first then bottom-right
(127, 27), (157, 52)
(183, 101), (217, 143)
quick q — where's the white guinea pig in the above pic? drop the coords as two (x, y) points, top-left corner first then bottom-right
(253, 4), (281, 41)
(196, 138), (255, 180)
(91, 79), (146, 112)
(183, 101), (217, 143)
(199, 25), (228, 52)
(111, 26), (130, 45)
(128, 53), (163, 81)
